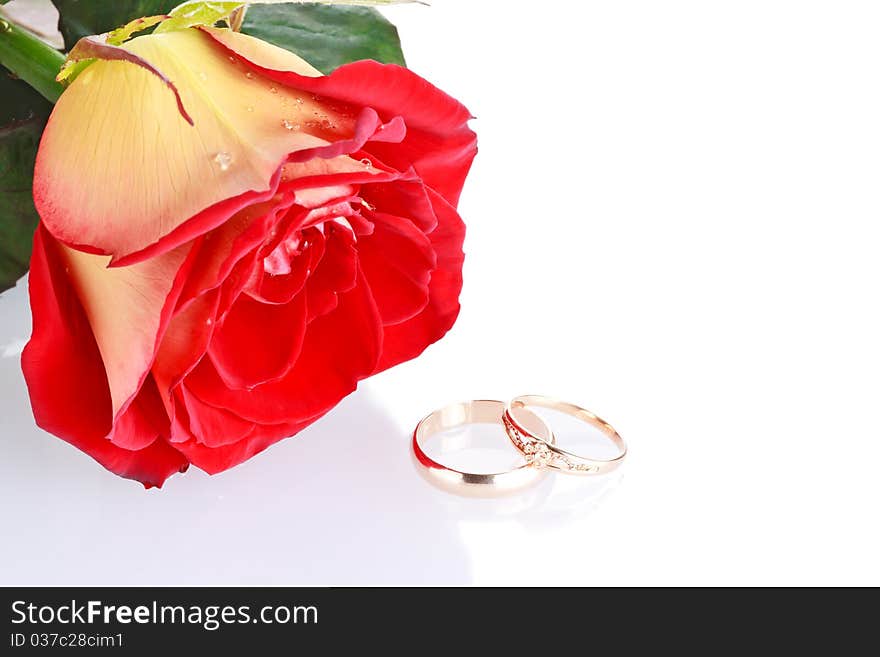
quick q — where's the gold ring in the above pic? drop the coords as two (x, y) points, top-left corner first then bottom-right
(503, 395), (626, 475)
(412, 399), (556, 496)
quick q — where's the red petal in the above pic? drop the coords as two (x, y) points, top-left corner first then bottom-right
(21, 226), (188, 487)
(208, 291), (308, 389)
(167, 390), (197, 444)
(170, 416), (314, 475)
(367, 128), (477, 209)
(202, 27), (477, 206)
(358, 210), (436, 325)
(57, 240), (192, 423)
(185, 267), (382, 425)
(374, 189), (465, 372)
(284, 107), (404, 164)
(305, 222), (358, 322)
(362, 180), (437, 233)
(283, 160), (410, 198)
(202, 28), (470, 135)
(153, 287), (221, 397)
(250, 225), (322, 305)
(108, 374), (169, 450)
(176, 195), (293, 308)
(179, 384), (256, 447)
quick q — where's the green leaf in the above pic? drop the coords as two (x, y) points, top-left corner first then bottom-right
(0, 71), (49, 292)
(0, 120), (42, 292)
(242, 3), (405, 73)
(155, 1), (419, 37)
(51, 0), (179, 49)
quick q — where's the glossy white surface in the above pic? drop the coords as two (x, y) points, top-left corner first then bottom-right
(1, 0), (879, 585)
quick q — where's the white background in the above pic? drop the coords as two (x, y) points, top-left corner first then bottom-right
(1, 0), (879, 585)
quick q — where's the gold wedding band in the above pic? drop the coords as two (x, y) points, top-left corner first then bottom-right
(412, 396), (627, 495)
(412, 400), (555, 496)
(503, 395), (627, 475)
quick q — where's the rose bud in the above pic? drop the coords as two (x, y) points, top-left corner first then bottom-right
(22, 27), (476, 487)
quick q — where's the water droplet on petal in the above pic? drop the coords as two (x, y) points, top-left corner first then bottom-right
(245, 71), (254, 79)
(295, 97), (304, 105)
(321, 119), (332, 129)
(228, 55), (237, 63)
(213, 152), (233, 171)
(269, 87), (278, 94)
(360, 158), (373, 169)
(281, 119), (298, 131)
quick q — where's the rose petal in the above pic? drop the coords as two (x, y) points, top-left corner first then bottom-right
(167, 390), (197, 444)
(62, 33), (194, 126)
(285, 107), (404, 166)
(34, 28), (340, 263)
(358, 210), (436, 325)
(21, 226), (188, 487)
(117, 106), (403, 268)
(374, 188), (465, 372)
(180, 384), (256, 447)
(154, 287), (221, 398)
(108, 374), (169, 450)
(177, 194), (293, 309)
(170, 416), (314, 475)
(367, 127), (477, 209)
(251, 225), (322, 305)
(362, 180), (437, 233)
(201, 27), (477, 205)
(57, 240), (191, 422)
(185, 267), (382, 424)
(305, 222), (358, 321)
(208, 290), (308, 390)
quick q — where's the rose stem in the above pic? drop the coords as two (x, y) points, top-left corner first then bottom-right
(0, 17), (65, 103)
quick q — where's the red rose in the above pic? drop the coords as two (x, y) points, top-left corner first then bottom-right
(21, 27), (476, 487)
